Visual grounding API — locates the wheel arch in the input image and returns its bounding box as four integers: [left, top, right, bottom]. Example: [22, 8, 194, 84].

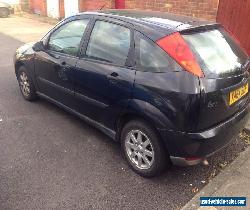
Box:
[15, 61, 25, 77]
[116, 112, 154, 139]
[116, 99, 173, 154]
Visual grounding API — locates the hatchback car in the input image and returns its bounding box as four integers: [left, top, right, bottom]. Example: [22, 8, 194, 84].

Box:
[0, 2, 14, 17]
[14, 10, 250, 177]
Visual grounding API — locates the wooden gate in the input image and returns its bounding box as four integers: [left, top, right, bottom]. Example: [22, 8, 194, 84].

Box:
[217, 0, 250, 55]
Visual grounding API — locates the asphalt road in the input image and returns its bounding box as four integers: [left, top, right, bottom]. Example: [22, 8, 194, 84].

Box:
[0, 16, 248, 210]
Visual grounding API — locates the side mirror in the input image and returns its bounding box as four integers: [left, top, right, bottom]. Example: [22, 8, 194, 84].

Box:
[32, 41, 45, 52]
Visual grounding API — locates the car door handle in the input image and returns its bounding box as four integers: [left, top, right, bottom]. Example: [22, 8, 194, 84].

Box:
[110, 72, 119, 77]
[54, 61, 70, 73]
[61, 61, 67, 66]
[48, 51, 60, 59]
[60, 61, 71, 71]
[107, 72, 119, 84]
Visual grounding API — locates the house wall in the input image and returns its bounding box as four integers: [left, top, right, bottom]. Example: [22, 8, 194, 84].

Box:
[125, 0, 219, 20]
[79, 0, 113, 11]
[27, 0, 219, 20]
[77, 0, 219, 20]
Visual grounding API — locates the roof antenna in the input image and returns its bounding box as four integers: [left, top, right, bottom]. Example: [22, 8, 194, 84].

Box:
[99, 4, 105, 10]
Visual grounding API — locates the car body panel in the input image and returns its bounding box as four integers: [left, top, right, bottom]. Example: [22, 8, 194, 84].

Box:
[160, 103, 250, 158]
[74, 58, 136, 130]
[14, 43, 37, 87]
[0, 2, 14, 14]
[0, 2, 11, 7]
[198, 71, 250, 130]
[72, 16, 136, 130]
[34, 50, 77, 108]
[133, 71, 201, 132]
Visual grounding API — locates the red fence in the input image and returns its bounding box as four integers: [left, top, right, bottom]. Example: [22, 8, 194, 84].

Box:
[217, 0, 250, 55]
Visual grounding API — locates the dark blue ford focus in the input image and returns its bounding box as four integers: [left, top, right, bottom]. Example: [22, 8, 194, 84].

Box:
[14, 10, 250, 177]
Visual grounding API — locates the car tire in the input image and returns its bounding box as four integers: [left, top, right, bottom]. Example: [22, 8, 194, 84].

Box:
[121, 119, 169, 177]
[17, 66, 37, 101]
[0, 8, 9, 18]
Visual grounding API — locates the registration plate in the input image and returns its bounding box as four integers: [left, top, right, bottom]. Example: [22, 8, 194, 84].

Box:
[229, 83, 249, 105]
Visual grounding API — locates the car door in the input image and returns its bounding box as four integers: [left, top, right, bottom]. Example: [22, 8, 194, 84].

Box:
[74, 18, 136, 130]
[34, 18, 90, 108]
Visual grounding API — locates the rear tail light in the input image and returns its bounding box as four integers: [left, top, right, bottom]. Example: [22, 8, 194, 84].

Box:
[156, 32, 204, 77]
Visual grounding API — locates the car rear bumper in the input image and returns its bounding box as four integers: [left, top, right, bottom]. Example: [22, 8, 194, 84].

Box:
[160, 103, 250, 166]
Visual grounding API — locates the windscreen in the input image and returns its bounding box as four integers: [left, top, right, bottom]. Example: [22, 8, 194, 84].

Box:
[183, 28, 248, 77]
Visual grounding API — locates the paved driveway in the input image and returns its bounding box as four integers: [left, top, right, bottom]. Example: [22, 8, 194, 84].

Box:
[0, 15, 247, 210]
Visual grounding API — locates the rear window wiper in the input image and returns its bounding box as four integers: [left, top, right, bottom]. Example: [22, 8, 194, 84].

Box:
[243, 59, 250, 69]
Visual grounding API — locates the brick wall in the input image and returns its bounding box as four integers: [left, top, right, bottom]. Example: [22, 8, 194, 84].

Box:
[27, 0, 219, 21]
[125, 0, 219, 20]
[79, 0, 113, 11]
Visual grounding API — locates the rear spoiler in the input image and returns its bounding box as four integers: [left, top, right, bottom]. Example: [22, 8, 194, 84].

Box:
[177, 23, 221, 34]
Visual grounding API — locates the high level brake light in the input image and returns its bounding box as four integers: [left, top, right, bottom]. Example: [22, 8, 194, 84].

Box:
[156, 32, 204, 77]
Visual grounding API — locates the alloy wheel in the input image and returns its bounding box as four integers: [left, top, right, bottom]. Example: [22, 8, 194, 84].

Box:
[125, 130, 155, 170]
[19, 71, 30, 97]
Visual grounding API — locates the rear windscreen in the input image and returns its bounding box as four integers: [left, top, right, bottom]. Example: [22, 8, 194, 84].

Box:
[183, 28, 248, 77]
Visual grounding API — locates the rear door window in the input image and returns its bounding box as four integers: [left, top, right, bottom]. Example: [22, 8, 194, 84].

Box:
[135, 32, 181, 73]
[183, 28, 248, 77]
[85, 20, 131, 66]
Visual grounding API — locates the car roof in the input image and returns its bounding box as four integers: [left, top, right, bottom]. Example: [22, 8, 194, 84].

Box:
[77, 9, 214, 40]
